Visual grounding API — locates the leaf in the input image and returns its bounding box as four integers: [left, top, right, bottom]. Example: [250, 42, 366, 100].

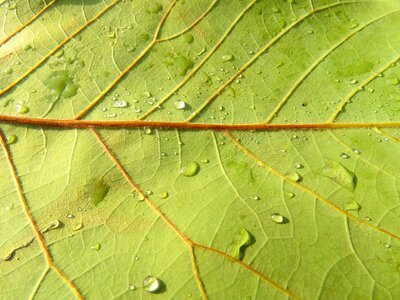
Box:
[1, 0, 400, 298]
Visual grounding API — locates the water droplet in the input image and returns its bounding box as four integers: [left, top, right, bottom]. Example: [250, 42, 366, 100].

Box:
[5, 67, 13, 75]
[250, 195, 260, 200]
[128, 284, 136, 290]
[349, 79, 358, 85]
[286, 192, 295, 198]
[73, 223, 83, 231]
[183, 34, 194, 44]
[143, 127, 152, 135]
[340, 153, 350, 159]
[16, 104, 29, 114]
[146, 2, 162, 14]
[143, 276, 161, 293]
[271, 213, 284, 224]
[158, 191, 169, 199]
[176, 55, 194, 75]
[91, 243, 101, 251]
[174, 100, 186, 110]
[6, 134, 17, 145]
[352, 148, 361, 154]
[321, 160, 356, 191]
[345, 200, 361, 211]
[294, 163, 303, 169]
[66, 213, 75, 218]
[229, 228, 254, 260]
[42, 219, 63, 233]
[180, 162, 200, 177]
[201, 159, 209, 163]
[85, 179, 110, 206]
[113, 100, 128, 108]
[222, 54, 234, 62]
[286, 172, 302, 182]
[44, 71, 78, 98]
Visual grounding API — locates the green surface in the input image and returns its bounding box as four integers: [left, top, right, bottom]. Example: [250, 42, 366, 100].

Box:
[1, 0, 400, 299]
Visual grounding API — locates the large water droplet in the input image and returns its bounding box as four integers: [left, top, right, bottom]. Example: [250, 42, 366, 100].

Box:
[222, 54, 234, 62]
[180, 162, 200, 177]
[174, 100, 186, 110]
[85, 179, 110, 206]
[286, 172, 302, 182]
[6, 134, 17, 145]
[271, 213, 285, 224]
[42, 219, 63, 233]
[321, 160, 356, 191]
[229, 228, 254, 260]
[184, 34, 194, 44]
[45, 71, 78, 98]
[176, 56, 194, 76]
[143, 276, 161, 293]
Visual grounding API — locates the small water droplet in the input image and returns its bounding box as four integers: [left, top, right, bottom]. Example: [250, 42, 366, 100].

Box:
[352, 148, 361, 154]
[143, 276, 161, 293]
[113, 100, 128, 108]
[6, 134, 17, 145]
[286, 192, 295, 198]
[85, 179, 110, 206]
[349, 79, 358, 85]
[42, 219, 63, 233]
[222, 54, 234, 62]
[294, 163, 303, 169]
[73, 222, 83, 231]
[340, 153, 350, 159]
[180, 162, 200, 177]
[128, 284, 136, 290]
[250, 195, 260, 200]
[271, 213, 284, 224]
[143, 127, 152, 135]
[201, 159, 209, 163]
[174, 100, 186, 110]
[345, 200, 361, 211]
[229, 228, 254, 260]
[91, 243, 101, 251]
[183, 34, 194, 44]
[66, 213, 75, 219]
[286, 172, 302, 182]
[158, 191, 169, 199]
[45, 71, 78, 98]
[321, 160, 356, 191]
[16, 104, 29, 114]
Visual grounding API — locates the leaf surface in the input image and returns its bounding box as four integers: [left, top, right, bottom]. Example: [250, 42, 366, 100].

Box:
[1, 0, 400, 299]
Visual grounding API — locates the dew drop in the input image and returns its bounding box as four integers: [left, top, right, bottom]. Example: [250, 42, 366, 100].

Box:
[250, 195, 260, 200]
[73, 223, 83, 231]
[16, 104, 29, 114]
[229, 228, 254, 260]
[143, 127, 152, 135]
[45, 71, 78, 98]
[352, 148, 361, 154]
[286, 172, 302, 182]
[143, 276, 161, 293]
[345, 200, 361, 211]
[158, 191, 169, 199]
[349, 79, 358, 85]
[180, 162, 200, 177]
[113, 100, 128, 108]
[6, 134, 17, 145]
[271, 213, 284, 224]
[42, 219, 63, 233]
[321, 160, 356, 191]
[66, 213, 75, 219]
[340, 153, 350, 159]
[286, 192, 295, 198]
[91, 243, 101, 251]
[128, 284, 136, 291]
[184, 34, 194, 44]
[85, 179, 110, 206]
[294, 162, 303, 169]
[174, 100, 186, 110]
[222, 54, 234, 62]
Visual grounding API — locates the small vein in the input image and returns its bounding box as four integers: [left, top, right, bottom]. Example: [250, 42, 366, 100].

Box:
[0, 0, 57, 47]
[0, 0, 121, 96]
[224, 131, 400, 242]
[264, 8, 400, 123]
[74, 0, 178, 120]
[184, 1, 362, 122]
[0, 129, 84, 299]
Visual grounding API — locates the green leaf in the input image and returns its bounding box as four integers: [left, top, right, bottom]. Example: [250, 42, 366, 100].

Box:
[1, 0, 400, 298]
